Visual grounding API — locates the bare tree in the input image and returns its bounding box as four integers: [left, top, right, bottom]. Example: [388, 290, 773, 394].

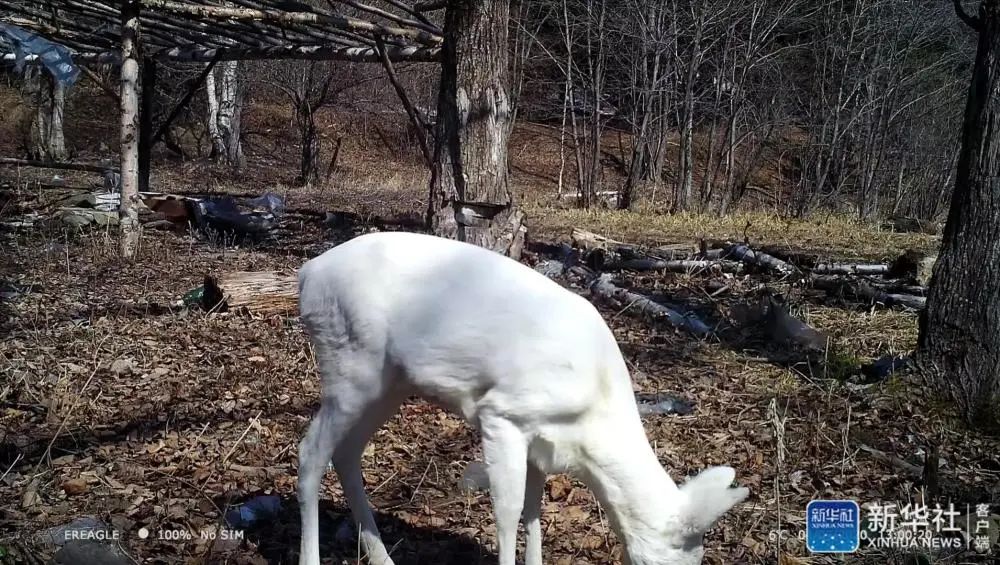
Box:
[278, 61, 338, 186]
[614, 0, 676, 208]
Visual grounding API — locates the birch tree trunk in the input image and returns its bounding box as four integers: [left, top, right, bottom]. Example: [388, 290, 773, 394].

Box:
[918, 0, 1000, 428]
[119, 0, 141, 259]
[217, 60, 244, 169]
[428, 0, 526, 259]
[205, 65, 224, 157]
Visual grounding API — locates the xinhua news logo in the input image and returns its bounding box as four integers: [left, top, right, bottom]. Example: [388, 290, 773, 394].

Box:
[806, 500, 996, 554]
[806, 500, 860, 553]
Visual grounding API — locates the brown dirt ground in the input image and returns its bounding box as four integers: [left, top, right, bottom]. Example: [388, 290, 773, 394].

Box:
[1, 84, 998, 565]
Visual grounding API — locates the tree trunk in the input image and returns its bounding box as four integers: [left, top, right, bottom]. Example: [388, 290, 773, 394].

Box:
[119, 0, 141, 259]
[918, 1, 1000, 428]
[29, 72, 68, 162]
[205, 65, 224, 158]
[217, 60, 244, 169]
[427, 0, 526, 259]
[297, 106, 321, 186]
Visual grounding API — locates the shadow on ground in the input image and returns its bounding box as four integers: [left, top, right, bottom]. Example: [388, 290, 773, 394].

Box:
[245, 495, 494, 565]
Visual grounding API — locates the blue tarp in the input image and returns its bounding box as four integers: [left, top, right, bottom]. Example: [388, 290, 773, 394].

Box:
[0, 24, 80, 86]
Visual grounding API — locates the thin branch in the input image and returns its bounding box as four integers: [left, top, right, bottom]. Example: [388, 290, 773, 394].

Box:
[78, 64, 120, 102]
[152, 57, 219, 144]
[414, 0, 445, 11]
[375, 36, 432, 167]
[952, 0, 982, 31]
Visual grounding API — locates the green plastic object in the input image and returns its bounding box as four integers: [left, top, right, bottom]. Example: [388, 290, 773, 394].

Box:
[182, 285, 205, 307]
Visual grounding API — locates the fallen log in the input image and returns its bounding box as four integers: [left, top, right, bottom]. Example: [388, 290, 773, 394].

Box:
[532, 246, 712, 337]
[610, 258, 743, 274]
[755, 245, 821, 269]
[589, 274, 712, 337]
[811, 276, 926, 310]
[720, 243, 800, 276]
[811, 263, 890, 276]
[0, 157, 119, 174]
[202, 271, 298, 316]
[571, 228, 695, 259]
[868, 281, 927, 296]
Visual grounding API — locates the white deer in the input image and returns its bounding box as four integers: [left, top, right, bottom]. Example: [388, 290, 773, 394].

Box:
[297, 231, 748, 565]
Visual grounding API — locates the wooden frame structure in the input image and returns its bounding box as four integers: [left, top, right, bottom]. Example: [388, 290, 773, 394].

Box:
[0, 0, 443, 256]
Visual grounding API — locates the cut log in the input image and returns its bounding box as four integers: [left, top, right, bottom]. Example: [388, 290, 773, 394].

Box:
[812, 276, 926, 310]
[589, 274, 712, 337]
[202, 271, 298, 316]
[720, 243, 800, 276]
[811, 263, 890, 276]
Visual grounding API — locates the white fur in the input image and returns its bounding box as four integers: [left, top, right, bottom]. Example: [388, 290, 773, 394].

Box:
[296, 231, 748, 565]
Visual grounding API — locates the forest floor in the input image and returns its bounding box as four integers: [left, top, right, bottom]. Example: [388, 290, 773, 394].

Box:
[1, 94, 999, 565]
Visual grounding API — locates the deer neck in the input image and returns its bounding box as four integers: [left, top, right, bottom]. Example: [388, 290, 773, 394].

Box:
[576, 416, 682, 560]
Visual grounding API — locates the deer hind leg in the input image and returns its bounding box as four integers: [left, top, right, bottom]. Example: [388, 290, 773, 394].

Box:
[331, 388, 405, 565]
[298, 384, 404, 565]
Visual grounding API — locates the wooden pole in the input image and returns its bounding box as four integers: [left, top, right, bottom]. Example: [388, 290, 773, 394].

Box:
[119, 0, 141, 259]
[138, 57, 156, 193]
[156, 44, 440, 63]
[141, 0, 443, 46]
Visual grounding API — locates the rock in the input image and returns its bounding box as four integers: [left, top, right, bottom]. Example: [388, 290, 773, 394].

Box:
[59, 208, 119, 228]
[41, 517, 110, 547]
[109, 358, 134, 376]
[51, 540, 130, 565]
[458, 460, 490, 493]
[917, 254, 937, 286]
[636, 395, 695, 416]
[224, 495, 282, 529]
[61, 478, 88, 496]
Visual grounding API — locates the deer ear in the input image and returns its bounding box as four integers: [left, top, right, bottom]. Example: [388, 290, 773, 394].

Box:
[679, 466, 749, 534]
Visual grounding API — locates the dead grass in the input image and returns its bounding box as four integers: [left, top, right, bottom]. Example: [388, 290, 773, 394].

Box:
[524, 206, 938, 260]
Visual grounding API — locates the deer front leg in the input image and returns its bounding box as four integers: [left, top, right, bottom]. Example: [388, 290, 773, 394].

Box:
[480, 417, 527, 565]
